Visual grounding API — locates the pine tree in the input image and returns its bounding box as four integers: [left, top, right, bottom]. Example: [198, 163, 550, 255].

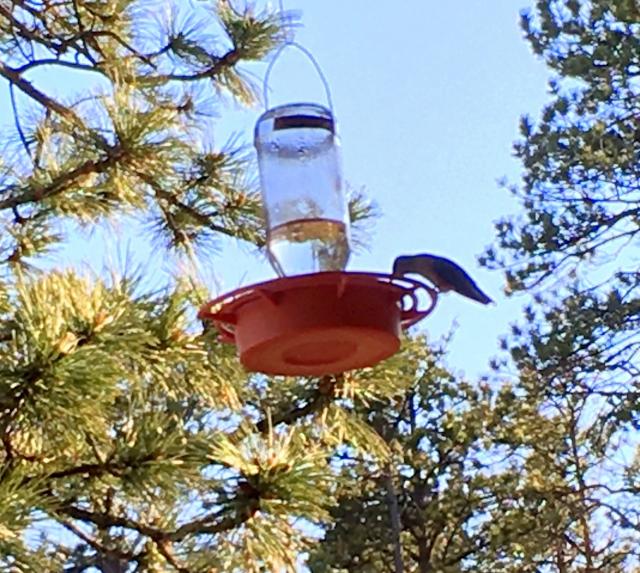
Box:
[308, 341, 563, 573]
[0, 2, 377, 571]
[308, 1, 640, 571]
[481, 0, 640, 570]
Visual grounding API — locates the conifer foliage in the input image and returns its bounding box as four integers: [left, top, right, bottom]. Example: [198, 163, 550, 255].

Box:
[481, 1, 640, 571]
[0, 2, 428, 572]
[0, 1, 337, 570]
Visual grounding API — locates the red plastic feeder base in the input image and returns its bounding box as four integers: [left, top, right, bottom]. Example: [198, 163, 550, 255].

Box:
[198, 272, 437, 376]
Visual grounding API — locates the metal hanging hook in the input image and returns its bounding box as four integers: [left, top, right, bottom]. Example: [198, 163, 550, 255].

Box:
[262, 5, 334, 111]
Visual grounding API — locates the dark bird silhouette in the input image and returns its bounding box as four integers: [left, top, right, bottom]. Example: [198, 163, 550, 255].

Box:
[392, 254, 493, 305]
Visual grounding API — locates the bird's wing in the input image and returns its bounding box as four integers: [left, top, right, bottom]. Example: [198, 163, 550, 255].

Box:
[432, 258, 493, 304]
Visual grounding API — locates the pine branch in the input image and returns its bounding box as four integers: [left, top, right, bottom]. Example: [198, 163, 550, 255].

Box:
[0, 147, 125, 210]
[60, 519, 136, 563]
[45, 454, 157, 481]
[2, 1, 150, 71]
[54, 503, 164, 540]
[13, 57, 101, 75]
[170, 511, 250, 540]
[135, 171, 246, 244]
[0, 59, 92, 130]
[6, 0, 101, 65]
[138, 48, 241, 86]
[154, 538, 191, 573]
[0, 4, 63, 57]
[55, 501, 252, 543]
[255, 375, 342, 433]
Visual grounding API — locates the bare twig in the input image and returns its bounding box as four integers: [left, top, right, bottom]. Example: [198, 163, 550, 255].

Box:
[9, 83, 33, 162]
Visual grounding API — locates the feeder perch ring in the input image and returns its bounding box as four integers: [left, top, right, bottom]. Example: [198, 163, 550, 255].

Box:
[199, 272, 437, 376]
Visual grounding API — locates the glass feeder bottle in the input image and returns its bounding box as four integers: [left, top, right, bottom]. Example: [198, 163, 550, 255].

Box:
[254, 103, 351, 276]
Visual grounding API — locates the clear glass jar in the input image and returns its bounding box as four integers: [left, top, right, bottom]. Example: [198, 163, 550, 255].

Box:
[255, 103, 351, 276]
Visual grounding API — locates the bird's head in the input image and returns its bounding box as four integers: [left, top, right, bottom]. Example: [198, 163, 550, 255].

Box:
[392, 255, 414, 277]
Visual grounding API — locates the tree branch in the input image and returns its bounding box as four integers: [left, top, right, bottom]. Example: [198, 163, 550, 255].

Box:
[0, 148, 124, 210]
[55, 501, 251, 544]
[0, 59, 86, 126]
[14, 57, 100, 75]
[60, 518, 136, 563]
[154, 538, 191, 573]
[8, 82, 32, 161]
[383, 465, 405, 573]
[134, 171, 247, 244]
[255, 375, 341, 433]
[58, 503, 166, 539]
[139, 48, 241, 86]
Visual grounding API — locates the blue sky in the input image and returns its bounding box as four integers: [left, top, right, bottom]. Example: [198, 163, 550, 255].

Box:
[2, 0, 551, 379]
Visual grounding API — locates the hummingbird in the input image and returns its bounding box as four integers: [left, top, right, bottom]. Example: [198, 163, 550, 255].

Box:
[393, 253, 493, 305]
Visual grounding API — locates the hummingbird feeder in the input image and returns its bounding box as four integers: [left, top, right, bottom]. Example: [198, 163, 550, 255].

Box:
[198, 43, 437, 376]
